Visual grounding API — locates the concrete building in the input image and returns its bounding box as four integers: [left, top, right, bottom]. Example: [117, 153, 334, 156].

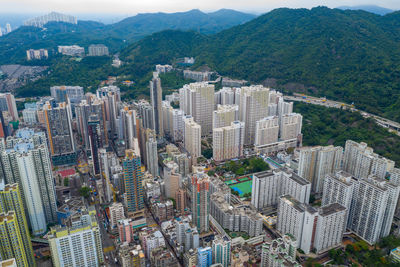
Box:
[298, 145, 343, 193]
[175, 188, 186, 214]
[24, 12, 77, 27]
[212, 236, 231, 267]
[43, 101, 76, 165]
[255, 116, 279, 147]
[109, 202, 125, 229]
[214, 87, 241, 106]
[139, 229, 165, 258]
[162, 103, 184, 142]
[343, 140, 394, 179]
[88, 44, 109, 56]
[0, 129, 57, 235]
[213, 105, 239, 128]
[239, 85, 269, 145]
[26, 49, 48, 60]
[0, 93, 18, 121]
[49, 208, 104, 267]
[251, 170, 311, 210]
[314, 203, 347, 253]
[277, 195, 317, 254]
[0, 183, 35, 267]
[279, 113, 302, 141]
[212, 121, 244, 162]
[260, 235, 299, 267]
[183, 116, 201, 158]
[0, 212, 29, 267]
[210, 192, 263, 237]
[57, 45, 85, 56]
[146, 137, 159, 177]
[183, 70, 211, 82]
[180, 82, 214, 136]
[348, 176, 399, 244]
[191, 173, 210, 233]
[123, 144, 145, 215]
[163, 161, 180, 199]
[197, 247, 212, 267]
[150, 72, 163, 136]
[50, 86, 84, 105]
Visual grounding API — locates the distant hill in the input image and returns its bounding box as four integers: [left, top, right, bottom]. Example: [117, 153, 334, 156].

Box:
[120, 7, 400, 122]
[107, 9, 256, 39]
[337, 5, 394, 15]
[0, 9, 255, 64]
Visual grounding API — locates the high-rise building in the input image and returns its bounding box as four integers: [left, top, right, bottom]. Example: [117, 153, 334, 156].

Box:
[191, 173, 210, 233]
[279, 113, 302, 141]
[0, 93, 18, 121]
[239, 85, 269, 145]
[120, 107, 137, 149]
[298, 145, 343, 193]
[137, 100, 154, 130]
[277, 195, 318, 254]
[109, 202, 125, 229]
[322, 171, 355, 225]
[0, 184, 35, 267]
[88, 117, 101, 176]
[50, 86, 84, 105]
[212, 121, 244, 162]
[43, 101, 76, 165]
[146, 137, 159, 177]
[26, 49, 49, 60]
[123, 143, 145, 215]
[197, 247, 212, 267]
[0, 129, 57, 235]
[57, 45, 85, 56]
[88, 44, 109, 56]
[163, 161, 180, 199]
[180, 82, 214, 136]
[214, 87, 241, 106]
[260, 235, 299, 267]
[213, 105, 239, 128]
[0, 212, 29, 267]
[343, 140, 394, 179]
[255, 116, 279, 147]
[175, 188, 186, 214]
[49, 207, 104, 267]
[348, 176, 399, 244]
[251, 170, 311, 210]
[314, 203, 347, 253]
[24, 12, 77, 27]
[183, 116, 201, 158]
[150, 72, 163, 136]
[97, 86, 121, 139]
[212, 236, 231, 267]
[162, 102, 184, 142]
[5, 23, 11, 34]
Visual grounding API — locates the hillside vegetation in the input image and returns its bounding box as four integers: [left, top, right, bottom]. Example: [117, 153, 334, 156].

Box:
[120, 7, 400, 122]
[294, 102, 400, 166]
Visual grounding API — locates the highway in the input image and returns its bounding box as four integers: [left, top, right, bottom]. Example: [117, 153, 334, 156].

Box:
[284, 93, 400, 135]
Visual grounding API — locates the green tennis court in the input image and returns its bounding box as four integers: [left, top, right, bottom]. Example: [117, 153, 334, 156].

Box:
[229, 180, 252, 197]
[225, 180, 237, 185]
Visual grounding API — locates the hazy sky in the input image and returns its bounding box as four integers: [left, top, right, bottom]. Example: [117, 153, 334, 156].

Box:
[2, 0, 400, 14]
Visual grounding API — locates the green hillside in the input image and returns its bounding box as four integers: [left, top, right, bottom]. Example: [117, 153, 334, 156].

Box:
[119, 7, 400, 122]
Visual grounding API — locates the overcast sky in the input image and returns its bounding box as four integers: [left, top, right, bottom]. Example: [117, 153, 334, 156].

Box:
[2, 0, 400, 14]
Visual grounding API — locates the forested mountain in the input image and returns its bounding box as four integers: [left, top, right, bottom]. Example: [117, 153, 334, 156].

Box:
[120, 7, 400, 121]
[0, 9, 255, 64]
[337, 5, 394, 15]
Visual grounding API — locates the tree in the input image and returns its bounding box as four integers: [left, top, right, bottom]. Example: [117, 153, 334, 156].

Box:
[202, 149, 213, 159]
[63, 178, 69, 187]
[79, 186, 91, 198]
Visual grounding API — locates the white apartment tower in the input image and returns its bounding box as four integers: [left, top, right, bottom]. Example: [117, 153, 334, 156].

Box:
[343, 140, 394, 179]
[146, 138, 159, 177]
[255, 116, 279, 147]
[212, 121, 244, 162]
[150, 72, 163, 137]
[239, 85, 269, 145]
[183, 116, 201, 158]
[213, 104, 239, 128]
[251, 170, 311, 210]
[279, 113, 302, 141]
[298, 145, 343, 193]
[180, 82, 214, 136]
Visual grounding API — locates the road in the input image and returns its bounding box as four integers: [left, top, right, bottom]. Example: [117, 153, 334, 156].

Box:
[284, 94, 400, 135]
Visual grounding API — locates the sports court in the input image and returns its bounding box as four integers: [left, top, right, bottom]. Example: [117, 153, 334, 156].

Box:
[225, 175, 252, 197]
